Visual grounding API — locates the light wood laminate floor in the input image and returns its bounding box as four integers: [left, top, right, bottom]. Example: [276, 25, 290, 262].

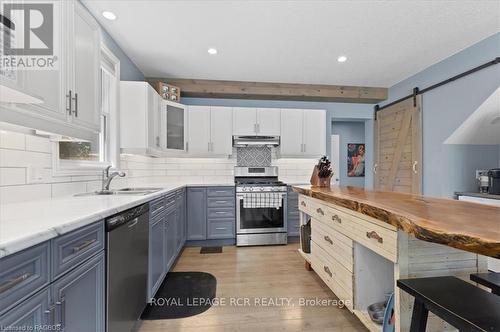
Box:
[139, 243, 367, 332]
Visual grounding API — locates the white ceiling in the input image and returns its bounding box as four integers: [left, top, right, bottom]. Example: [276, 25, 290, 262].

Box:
[83, 1, 499, 87]
[445, 87, 500, 145]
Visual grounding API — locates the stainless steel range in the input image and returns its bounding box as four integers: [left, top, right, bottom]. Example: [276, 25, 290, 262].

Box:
[234, 166, 287, 246]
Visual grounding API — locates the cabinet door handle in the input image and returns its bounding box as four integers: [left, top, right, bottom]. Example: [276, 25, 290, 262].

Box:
[44, 304, 56, 324]
[66, 90, 72, 114]
[323, 235, 333, 245]
[366, 231, 384, 244]
[72, 238, 96, 253]
[303, 143, 306, 152]
[332, 214, 342, 224]
[186, 142, 189, 151]
[300, 201, 306, 207]
[323, 266, 332, 277]
[316, 208, 324, 215]
[257, 123, 260, 133]
[56, 297, 66, 330]
[373, 163, 378, 174]
[0, 272, 32, 294]
[412, 161, 418, 174]
[208, 142, 211, 152]
[72, 93, 78, 117]
[156, 136, 160, 147]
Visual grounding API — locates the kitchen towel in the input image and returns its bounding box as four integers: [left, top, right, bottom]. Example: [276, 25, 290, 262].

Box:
[242, 192, 283, 209]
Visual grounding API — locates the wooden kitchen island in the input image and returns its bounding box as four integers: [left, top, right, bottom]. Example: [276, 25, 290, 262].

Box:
[292, 185, 500, 332]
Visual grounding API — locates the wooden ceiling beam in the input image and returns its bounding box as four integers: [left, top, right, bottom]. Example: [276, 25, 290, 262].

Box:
[147, 78, 387, 104]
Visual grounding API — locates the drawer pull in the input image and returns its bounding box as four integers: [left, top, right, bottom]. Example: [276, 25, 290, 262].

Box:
[366, 231, 384, 244]
[215, 201, 227, 204]
[332, 214, 342, 223]
[316, 208, 324, 215]
[323, 235, 333, 245]
[215, 227, 227, 230]
[72, 239, 96, 253]
[0, 272, 32, 293]
[215, 211, 227, 214]
[323, 266, 333, 277]
[300, 201, 306, 207]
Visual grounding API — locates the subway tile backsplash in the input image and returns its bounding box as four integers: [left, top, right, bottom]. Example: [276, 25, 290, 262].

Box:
[0, 130, 315, 203]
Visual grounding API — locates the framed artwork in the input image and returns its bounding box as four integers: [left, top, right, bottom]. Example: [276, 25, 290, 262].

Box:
[347, 143, 365, 177]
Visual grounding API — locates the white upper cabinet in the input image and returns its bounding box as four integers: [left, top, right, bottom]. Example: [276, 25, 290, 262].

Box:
[233, 107, 280, 136]
[187, 106, 211, 155]
[280, 109, 304, 156]
[188, 106, 233, 156]
[233, 107, 256, 135]
[280, 109, 326, 157]
[0, 0, 101, 140]
[210, 106, 233, 155]
[68, 1, 101, 131]
[256, 108, 281, 136]
[164, 101, 187, 151]
[120, 81, 160, 156]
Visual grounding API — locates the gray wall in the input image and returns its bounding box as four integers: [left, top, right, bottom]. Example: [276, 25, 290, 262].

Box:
[332, 121, 365, 188]
[382, 32, 500, 197]
[80, 1, 144, 81]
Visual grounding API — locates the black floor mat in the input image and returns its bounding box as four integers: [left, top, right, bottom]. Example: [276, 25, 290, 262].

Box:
[141, 272, 217, 320]
[200, 246, 222, 254]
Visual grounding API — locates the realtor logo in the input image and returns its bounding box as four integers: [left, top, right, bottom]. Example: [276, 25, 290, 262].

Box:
[3, 3, 54, 55]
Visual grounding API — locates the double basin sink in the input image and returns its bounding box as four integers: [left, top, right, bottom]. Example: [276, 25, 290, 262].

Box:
[75, 187, 163, 197]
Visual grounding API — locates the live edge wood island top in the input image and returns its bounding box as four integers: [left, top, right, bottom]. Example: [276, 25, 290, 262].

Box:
[292, 185, 500, 258]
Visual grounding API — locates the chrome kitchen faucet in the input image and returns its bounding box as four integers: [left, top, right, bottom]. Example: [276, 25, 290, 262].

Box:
[102, 165, 126, 192]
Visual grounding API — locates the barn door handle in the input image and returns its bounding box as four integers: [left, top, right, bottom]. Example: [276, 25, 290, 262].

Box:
[323, 235, 333, 245]
[323, 266, 333, 277]
[316, 208, 324, 216]
[332, 214, 342, 224]
[412, 161, 418, 174]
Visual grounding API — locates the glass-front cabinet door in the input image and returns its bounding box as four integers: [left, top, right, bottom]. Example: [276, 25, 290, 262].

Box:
[166, 102, 186, 150]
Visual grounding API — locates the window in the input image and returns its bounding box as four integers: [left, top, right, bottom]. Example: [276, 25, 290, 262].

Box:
[52, 43, 120, 175]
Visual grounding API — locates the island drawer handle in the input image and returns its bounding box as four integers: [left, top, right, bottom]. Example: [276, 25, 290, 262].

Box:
[316, 208, 324, 215]
[215, 201, 227, 204]
[331, 215, 342, 223]
[324, 235, 333, 245]
[300, 201, 306, 207]
[215, 227, 227, 230]
[215, 211, 227, 214]
[0, 272, 32, 294]
[323, 266, 333, 277]
[366, 231, 383, 244]
[73, 239, 97, 253]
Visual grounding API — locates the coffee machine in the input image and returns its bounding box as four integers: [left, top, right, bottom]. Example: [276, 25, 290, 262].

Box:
[476, 170, 489, 193]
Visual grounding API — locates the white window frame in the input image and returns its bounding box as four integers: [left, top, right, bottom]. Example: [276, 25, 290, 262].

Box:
[52, 42, 120, 176]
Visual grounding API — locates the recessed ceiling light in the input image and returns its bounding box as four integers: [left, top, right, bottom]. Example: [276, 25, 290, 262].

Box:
[337, 55, 347, 63]
[102, 11, 117, 20]
[207, 48, 218, 55]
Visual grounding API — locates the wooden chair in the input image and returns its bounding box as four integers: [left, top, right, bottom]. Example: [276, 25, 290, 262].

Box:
[397, 276, 500, 332]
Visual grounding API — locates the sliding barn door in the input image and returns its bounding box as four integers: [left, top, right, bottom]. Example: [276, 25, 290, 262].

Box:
[374, 96, 422, 194]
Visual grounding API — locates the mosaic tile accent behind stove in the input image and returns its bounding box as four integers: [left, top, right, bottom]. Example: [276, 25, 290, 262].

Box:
[236, 147, 272, 167]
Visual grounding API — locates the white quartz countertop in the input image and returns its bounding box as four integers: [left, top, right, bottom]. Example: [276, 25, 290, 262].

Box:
[0, 182, 234, 258]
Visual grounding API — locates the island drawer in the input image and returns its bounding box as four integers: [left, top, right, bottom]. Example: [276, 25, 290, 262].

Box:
[207, 197, 235, 208]
[207, 207, 235, 219]
[207, 219, 235, 239]
[302, 198, 397, 262]
[0, 242, 50, 315]
[207, 187, 235, 197]
[51, 222, 104, 279]
[311, 242, 353, 310]
[311, 218, 353, 272]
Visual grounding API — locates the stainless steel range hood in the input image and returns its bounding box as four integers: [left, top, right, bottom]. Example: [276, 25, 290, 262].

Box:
[233, 135, 280, 147]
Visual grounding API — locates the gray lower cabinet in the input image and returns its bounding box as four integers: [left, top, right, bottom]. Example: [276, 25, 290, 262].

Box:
[0, 238, 105, 332]
[51, 252, 105, 332]
[187, 186, 236, 241]
[165, 208, 177, 271]
[148, 216, 166, 300]
[187, 187, 207, 240]
[0, 288, 50, 329]
[287, 186, 300, 236]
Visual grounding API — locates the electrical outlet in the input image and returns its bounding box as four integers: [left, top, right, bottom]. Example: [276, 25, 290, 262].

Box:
[26, 165, 44, 184]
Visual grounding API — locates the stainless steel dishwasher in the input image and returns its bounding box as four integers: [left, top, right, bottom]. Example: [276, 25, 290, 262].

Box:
[106, 204, 149, 332]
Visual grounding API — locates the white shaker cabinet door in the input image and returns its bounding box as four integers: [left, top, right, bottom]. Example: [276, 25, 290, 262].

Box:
[303, 109, 326, 157]
[256, 108, 281, 136]
[210, 106, 233, 156]
[233, 107, 256, 135]
[69, 1, 100, 131]
[280, 108, 304, 156]
[187, 106, 211, 155]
